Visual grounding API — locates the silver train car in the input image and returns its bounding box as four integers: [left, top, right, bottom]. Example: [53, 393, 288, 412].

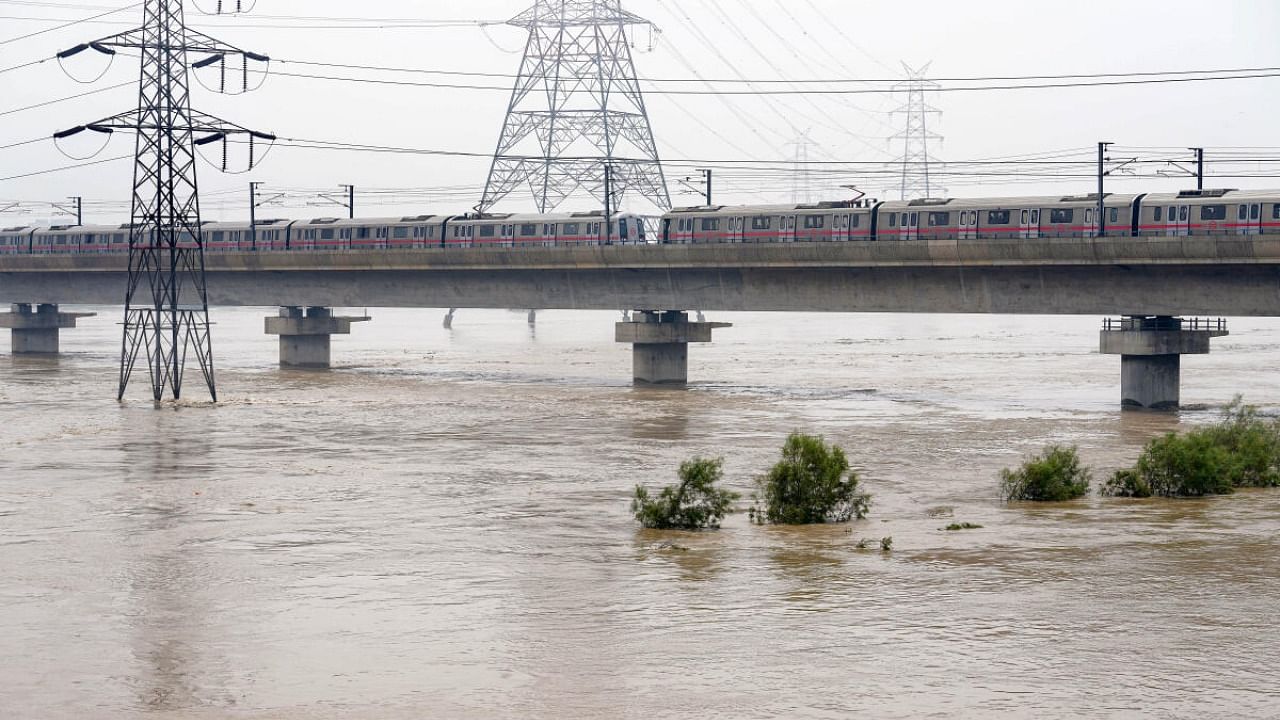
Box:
[2, 189, 1275, 256]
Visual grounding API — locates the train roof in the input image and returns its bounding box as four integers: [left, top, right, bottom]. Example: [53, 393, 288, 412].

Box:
[879, 194, 1143, 210]
[667, 201, 869, 215]
[1143, 189, 1277, 202]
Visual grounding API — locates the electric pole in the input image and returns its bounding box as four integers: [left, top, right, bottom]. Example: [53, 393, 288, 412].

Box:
[56, 0, 274, 402]
[1098, 141, 1114, 238]
[604, 163, 613, 244]
[1190, 147, 1204, 190]
[249, 181, 262, 250]
[316, 185, 355, 219]
[51, 196, 82, 225]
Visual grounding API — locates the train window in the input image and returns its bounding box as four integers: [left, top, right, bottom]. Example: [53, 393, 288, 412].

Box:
[1274, 205, 1280, 220]
[1238, 205, 1247, 220]
[1251, 204, 1260, 220]
[1179, 207, 1188, 222]
[320, 229, 335, 240]
[479, 225, 496, 238]
[909, 212, 918, 226]
[1020, 210, 1028, 224]
[751, 216, 772, 230]
[392, 227, 409, 239]
[1031, 210, 1040, 223]
[887, 213, 897, 227]
[852, 215, 861, 228]
[1202, 205, 1226, 221]
[1085, 209, 1093, 224]
[1110, 208, 1119, 223]
[211, 231, 224, 242]
[357, 228, 370, 239]
[989, 210, 1011, 225]
[926, 212, 949, 227]
[701, 218, 721, 231]
[803, 216, 825, 229]
[1154, 207, 1162, 222]
[1050, 209, 1074, 224]
[520, 223, 538, 236]
[563, 222, 579, 236]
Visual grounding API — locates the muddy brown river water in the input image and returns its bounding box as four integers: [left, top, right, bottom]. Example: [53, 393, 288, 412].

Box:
[2, 309, 1278, 719]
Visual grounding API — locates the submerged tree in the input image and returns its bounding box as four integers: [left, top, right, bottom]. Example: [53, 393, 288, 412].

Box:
[750, 433, 871, 524]
[1000, 445, 1092, 502]
[632, 457, 740, 530]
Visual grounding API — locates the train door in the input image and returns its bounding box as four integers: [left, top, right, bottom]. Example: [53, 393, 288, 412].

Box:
[1237, 203, 1262, 235]
[958, 210, 975, 240]
[903, 211, 920, 241]
[1167, 204, 1190, 236]
[781, 215, 796, 242]
[1019, 208, 1040, 239]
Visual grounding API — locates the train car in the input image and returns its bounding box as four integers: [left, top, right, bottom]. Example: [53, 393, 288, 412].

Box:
[1136, 189, 1280, 237]
[283, 215, 445, 251]
[202, 220, 253, 252]
[30, 225, 124, 254]
[0, 226, 35, 255]
[446, 211, 646, 248]
[876, 194, 1140, 241]
[662, 202, 873, 244]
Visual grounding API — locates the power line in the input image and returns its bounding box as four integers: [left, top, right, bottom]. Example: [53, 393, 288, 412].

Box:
[258, 66, 1280, 96]
[0, 2, 140, 46]
[0, 81, 131, 118]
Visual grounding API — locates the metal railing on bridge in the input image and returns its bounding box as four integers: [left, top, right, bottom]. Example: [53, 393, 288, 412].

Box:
[1102, 317, 1228, 333]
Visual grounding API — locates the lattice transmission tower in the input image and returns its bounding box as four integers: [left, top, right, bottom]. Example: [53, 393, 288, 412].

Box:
[479, 0, 671, 213]
[890, 62, 943, 200]
[56, 0, 273, 402]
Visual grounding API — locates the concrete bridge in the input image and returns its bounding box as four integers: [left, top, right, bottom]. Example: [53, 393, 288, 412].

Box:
[2, 235, 1279, 408]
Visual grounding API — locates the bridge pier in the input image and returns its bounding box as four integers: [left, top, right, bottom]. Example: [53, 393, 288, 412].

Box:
[265, 306, 370, 369]
[1100, 316, 1228, 410]
[616, 310, 731, 385]
[0, 304, 95, 354]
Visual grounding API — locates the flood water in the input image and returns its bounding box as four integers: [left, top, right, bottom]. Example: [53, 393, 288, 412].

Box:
[2, 308, 1279, 719]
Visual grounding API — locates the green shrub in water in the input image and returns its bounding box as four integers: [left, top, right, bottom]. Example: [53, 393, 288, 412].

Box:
[1000, 445, 1091, 502]
[1103, 398, 1280, 498]
[749, 433, 871, 524]
[632, 457, 740, 530]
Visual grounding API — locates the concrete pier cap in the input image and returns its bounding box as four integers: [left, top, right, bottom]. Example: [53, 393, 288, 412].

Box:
[0, 303, 96, 354]
[265, 306, 370, 368]
[1100, 316, 1228, 411]
[616, 310, 732, 385]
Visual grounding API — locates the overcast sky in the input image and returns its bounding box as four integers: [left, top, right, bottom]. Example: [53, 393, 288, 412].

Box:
[2, 0, 1279, 225]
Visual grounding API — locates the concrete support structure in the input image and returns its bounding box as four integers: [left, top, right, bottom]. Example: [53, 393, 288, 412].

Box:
[264, 306, 370, 369]
[615, 311, 731, 385]
[0, 304, 95, 354]
[1100, 316, 1228, 410]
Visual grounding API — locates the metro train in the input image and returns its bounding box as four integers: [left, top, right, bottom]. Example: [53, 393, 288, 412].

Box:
[2, 189, 1277, 255]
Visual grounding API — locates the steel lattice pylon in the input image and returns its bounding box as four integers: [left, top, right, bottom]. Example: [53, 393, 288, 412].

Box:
[479, 0, 671, 213]
[890, 62, 944, 200]
[58, 0, 272, 401]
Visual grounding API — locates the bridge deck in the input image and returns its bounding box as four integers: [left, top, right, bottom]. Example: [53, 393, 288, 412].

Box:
[2, 236, 1279, 316]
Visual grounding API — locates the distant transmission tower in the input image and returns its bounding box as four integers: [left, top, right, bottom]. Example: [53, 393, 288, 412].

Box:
[479, 0, 671, 213]
[890, 62, 943, 200]
[788, 131, 817, 204]
[56, 0, 273, 402]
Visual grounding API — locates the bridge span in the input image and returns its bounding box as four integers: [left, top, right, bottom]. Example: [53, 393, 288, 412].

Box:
[2, 235, 1278, 408]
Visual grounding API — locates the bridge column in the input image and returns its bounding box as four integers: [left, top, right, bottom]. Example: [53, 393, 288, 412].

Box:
[265, 306, 370, 369]
[615, 310, 731, 385]
[1100, 316, 1228, 410]
[0, 303, 95, 354]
